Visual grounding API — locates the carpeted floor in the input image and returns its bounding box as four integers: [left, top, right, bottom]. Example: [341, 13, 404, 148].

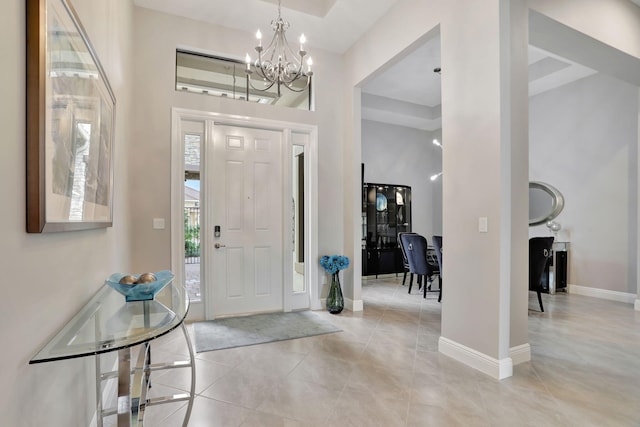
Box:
[193, 311, 342, 353]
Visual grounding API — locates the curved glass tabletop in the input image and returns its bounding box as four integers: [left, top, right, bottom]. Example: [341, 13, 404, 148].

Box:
[30, 279, 189, 364]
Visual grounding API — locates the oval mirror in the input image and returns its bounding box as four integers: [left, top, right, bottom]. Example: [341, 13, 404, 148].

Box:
[376, 193, 388, 211]
[529, 181, 564, 226]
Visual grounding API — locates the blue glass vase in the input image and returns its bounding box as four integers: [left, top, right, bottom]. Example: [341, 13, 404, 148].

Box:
[326, 272, 344, 314]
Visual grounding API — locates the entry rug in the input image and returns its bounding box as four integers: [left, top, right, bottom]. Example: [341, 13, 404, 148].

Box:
[193, 311, 342, 353]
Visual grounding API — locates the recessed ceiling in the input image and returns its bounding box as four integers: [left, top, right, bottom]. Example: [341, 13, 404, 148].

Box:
[361, 37, 442, 108]
[527, 45, 596, 96]
[133, 0, 399, 53]
[257, 0, 337, 17]
[360, 39, 598, 132]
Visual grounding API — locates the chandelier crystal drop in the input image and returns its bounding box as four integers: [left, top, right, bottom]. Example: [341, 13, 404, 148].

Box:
[245, 0, 313, 97]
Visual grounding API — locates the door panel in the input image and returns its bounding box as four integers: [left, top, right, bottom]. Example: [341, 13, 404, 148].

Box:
[226, 161, 243, 231]
[254, 246, 271, 296]
[226, 247, 244, 298]
[210, 125, 283, 317]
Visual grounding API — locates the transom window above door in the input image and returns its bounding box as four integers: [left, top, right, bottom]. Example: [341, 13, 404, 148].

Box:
[175, 49, 312, 110]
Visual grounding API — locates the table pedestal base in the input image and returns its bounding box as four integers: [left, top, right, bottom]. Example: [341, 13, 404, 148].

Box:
[96, 323, 195, 427]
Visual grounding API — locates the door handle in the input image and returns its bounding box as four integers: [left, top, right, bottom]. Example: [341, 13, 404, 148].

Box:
[215, 243, 226, 249]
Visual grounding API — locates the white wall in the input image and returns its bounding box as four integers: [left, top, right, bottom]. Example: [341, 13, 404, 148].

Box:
[529, 72, 639, 294]
[131, 7, 345, 300]
[0, 0, 134, 425]
[344, 0, 640, 375]
[361, 120, 441, 239]
[345, 0, 529, 368]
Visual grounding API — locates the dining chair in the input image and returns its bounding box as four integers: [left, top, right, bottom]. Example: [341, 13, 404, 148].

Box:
[401, 233, 439, 299]
[398, 232, 417, 287]
[431, 236, 443, 302]
[529, 237, 554, 312]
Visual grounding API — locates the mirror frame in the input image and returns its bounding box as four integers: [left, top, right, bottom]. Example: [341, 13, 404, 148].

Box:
[529, 181, 564, 226]
[26, 0, 116, 232]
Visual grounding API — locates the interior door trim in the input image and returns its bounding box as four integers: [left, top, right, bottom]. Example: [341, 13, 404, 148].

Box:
[170, 108, 320, 320]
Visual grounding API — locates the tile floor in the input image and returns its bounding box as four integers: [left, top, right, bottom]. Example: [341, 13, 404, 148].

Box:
[129, 277, 640, 426]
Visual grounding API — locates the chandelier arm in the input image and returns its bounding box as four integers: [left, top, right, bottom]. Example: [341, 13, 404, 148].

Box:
[261, 27, 281, 62]
[247, 73, 277, 92]
[253, 47, 269, 80]
[254, 58, 274, 81]
[282, 75, 311, 93]
[255, 54, 302, 86]
[281, 61, 304, 84]
[279, 32, 306, 82]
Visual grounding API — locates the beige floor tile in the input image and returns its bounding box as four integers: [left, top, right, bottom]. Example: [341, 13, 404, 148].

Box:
[327, 388, 409, 427]
[309, 332, 368, 361]
[345, 361, 414, 401]
[240, 410, 307, 427]
[193, 342, 262, 367]
[200, 369, 276, 409]
[406, 402, 489, 427]
[256, 378, 341, 423]
[360, 339, 417, 372]
[153, 356, 232, 394]
[142, 382, 189, 426]
[230, 347, 306, 380]
[287, 353, 356, 388]
[161, 395, 251, 427]
[172, 277, 640, 426]
[257, 334, 328, 354]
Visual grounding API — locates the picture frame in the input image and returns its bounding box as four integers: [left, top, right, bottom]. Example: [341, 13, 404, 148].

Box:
[27, 0, 116, 233]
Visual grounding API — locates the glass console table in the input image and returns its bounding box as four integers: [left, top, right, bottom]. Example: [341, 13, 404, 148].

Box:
[30, 279, 195, 427]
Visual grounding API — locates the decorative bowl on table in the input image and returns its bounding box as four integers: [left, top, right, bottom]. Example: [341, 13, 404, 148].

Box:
[106, 270, 174, 301]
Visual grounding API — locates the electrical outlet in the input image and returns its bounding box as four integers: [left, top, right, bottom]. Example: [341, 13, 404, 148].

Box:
[152, 218, 165, 229]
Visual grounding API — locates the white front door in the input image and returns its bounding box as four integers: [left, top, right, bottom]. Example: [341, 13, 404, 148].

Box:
[209, 124, 284, 317]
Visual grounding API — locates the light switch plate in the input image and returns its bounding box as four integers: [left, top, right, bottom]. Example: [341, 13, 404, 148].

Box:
[479, 217, 488, 233]
[153, 218, 165, 229]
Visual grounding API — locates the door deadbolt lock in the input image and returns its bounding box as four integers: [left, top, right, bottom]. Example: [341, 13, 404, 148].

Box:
[214, 243, 226, 249]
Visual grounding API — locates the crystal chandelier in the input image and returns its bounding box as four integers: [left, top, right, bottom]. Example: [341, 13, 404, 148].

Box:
[245, 0, 313, 98]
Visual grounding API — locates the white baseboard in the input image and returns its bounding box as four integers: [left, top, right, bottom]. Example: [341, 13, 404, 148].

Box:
[509, 343, 531, 365]
[568, 284, 636, 304]
[311, 298, 323, 310]
[347, 298, 364, 311]
[439, 337, 513, 380]
[635, 299, 640, 311]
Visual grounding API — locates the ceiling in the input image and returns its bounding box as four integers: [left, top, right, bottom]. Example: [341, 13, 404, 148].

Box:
[133, 0, 399, 54]
[359, 36, 598, 131]
[135, 0, 638, 131]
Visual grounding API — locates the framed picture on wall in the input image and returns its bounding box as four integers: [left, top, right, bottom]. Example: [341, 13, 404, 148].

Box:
[26, 0, 116, 233]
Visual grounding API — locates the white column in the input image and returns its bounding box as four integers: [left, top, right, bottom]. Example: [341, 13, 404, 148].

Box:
[636, 87, 640, 312]
[504, 0, 532, 364]
[344, 86, 364, 311]
[438, 0, 529, 379]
